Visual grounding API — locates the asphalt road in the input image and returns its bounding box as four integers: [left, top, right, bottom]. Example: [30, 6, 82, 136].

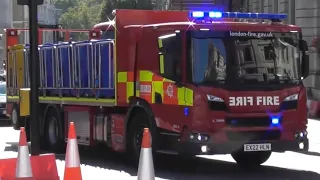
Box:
[1, 119, 320, 180]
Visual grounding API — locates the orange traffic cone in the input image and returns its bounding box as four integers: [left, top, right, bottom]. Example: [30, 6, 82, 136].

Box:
[137, 128, 155, 180]
[15, 127, 33, 179]
[64, 122, 82, 180]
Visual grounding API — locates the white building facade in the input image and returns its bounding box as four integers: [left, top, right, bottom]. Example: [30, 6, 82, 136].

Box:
[248, 0, 320, 100]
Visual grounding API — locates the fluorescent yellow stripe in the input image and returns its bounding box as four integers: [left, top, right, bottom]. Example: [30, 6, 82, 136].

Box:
[139, 71, 152, 82]
[10, 45, 26, 89]
[7, 96, 19, 100]
[7, 96, 115, 103]
[126, 82, 134, 103]
[153, 82, 163, 103]
[10, 44, 24, 50]
[185, 88, 193, 106]
[158, 39, 163, 48]
[159, 55, 164, 74]
[163, 78, 174, 83]
[177, 87, 185, 105]
[158, 39, 164, 75]
[117, 72, 127, 82]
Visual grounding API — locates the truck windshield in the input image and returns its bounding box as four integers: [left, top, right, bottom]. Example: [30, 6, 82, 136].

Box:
[188, 31, 301, 87]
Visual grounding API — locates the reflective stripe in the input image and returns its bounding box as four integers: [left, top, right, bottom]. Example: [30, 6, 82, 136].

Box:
[178, 87, 185, 105]
[137, 70, 194, 106]
[185, 88, 194, 106]
[140, 71, 153, 82]
[158, 39, 163, 48]
[117, 72, 127, 82]
[65, 139, 80, 168]
[119, 70, 194, 106]
[159, 55, 164, 74]
[117, 72, 134, 103]
[137, 148, 155, 180]
[127, 82, 134, 102]
[152, 81, 163, 103]
[158, 39, 164, 74]
[16, 146, 33, 178]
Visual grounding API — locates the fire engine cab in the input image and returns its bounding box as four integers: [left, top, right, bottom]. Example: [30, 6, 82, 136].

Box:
[5, 10, 310, 167]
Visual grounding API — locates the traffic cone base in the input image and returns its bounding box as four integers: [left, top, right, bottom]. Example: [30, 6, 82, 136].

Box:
[16, 146, 33, 178]
[15, 177, 33, 180]
[64, 167, 82, 180]
[137, 128, 155, 180]
[16, 127, 33, 179]
[137, 148, 155, 180]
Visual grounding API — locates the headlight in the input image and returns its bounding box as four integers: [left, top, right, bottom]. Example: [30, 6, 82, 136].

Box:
[207, 94, 224, 102]
[283, 94, 298, 101]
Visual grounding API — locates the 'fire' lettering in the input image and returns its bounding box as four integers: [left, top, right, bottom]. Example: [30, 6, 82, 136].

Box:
[229, 96, 280, 106]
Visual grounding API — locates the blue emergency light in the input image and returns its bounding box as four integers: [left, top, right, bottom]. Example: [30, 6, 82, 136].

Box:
[271, 117, 280, 125]
[189, 11, 287, 20]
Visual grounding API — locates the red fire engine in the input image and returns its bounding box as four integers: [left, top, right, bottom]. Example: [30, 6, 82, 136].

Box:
[5, 10, 310, 167]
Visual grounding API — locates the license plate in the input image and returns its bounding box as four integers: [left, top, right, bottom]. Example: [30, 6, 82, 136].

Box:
[3, 110, 6, 114]
[244, 143, 271, 152]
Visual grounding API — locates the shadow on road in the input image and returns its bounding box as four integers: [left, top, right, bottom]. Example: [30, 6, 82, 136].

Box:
[298, 150, 320, 157]
[0, 120, 11, 127]
[4, 142, 320, 180]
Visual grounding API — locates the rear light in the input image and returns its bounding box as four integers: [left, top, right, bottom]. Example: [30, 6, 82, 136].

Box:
[7, 30, 18, 36]
[90, 30, 100, 39]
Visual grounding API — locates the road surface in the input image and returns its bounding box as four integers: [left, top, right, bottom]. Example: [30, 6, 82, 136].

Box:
[1, 120, 320, 180]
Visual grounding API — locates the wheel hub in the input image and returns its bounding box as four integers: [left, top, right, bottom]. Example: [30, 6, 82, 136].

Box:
[133, 125, 148, 152]
[12, 109, 17, 124]
[134, 129, 143, 150]
[48, 118, 58, 145]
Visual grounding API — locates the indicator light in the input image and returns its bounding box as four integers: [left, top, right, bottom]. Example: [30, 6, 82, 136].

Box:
[191, 11, 204, 18]
[184, 107, 189, 116]
[271, 117, 280, 125]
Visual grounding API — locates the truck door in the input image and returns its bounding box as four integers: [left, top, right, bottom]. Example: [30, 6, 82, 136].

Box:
[157, 31, 193, 107]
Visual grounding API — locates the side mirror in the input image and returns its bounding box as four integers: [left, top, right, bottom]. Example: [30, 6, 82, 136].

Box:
[299, 40, 309, 52]
[302, 54, 309, 78]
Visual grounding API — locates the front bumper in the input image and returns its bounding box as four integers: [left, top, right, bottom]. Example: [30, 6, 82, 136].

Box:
[178, 139, 308, 155]
[158, 129, 309, 155]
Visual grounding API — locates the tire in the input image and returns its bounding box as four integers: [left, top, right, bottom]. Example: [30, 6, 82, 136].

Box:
[45, 108, 65, 153]
[303, 138, 309, 151]
[231, 151, 271, 168]
[126, 111, 154, 166]
[11, 105, 21, 130]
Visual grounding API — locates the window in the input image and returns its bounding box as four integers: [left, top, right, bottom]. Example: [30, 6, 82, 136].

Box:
[0, 83, 6, 95]
[188, 31, 300, 86]
[158, 32, 181, 80]
[191, 37, 227, 83]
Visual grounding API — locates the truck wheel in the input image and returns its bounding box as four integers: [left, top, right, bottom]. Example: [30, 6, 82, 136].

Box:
[126, 112, 153, 165]
[45, 109, 64, 152]
[303, 138, 309, 151]
[11, 105, 21, 130]
[231, 151, 271, 167]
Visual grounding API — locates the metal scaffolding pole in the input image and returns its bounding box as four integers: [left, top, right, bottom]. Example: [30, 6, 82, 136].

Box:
[18, 0, 44, 155]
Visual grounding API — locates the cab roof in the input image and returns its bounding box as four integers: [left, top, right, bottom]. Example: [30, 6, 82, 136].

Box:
[93, 10, 300, 32]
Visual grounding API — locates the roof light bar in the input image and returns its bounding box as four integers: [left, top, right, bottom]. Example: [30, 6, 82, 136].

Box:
[189, 11, 287, 20]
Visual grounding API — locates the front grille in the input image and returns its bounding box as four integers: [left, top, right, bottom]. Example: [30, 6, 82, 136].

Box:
[226, 130, 281, 141]
[225, 116, 282, 127]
